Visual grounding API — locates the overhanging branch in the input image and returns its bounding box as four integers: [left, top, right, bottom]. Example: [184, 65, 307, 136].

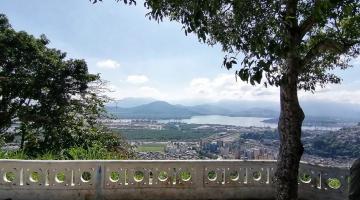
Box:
[299, 0, 343, 38]
[302, 38, 358, 66]
[299, 0, 321, 38]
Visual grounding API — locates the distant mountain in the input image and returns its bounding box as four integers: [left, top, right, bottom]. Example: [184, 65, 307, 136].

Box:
[212, 100, 279, 112]
[239, 107, 279, 118]
[263, 115, 357, 127]
[107, 101, 197, 119]
[106, 100, 278, 119]
[105, 98, 360, 121]
[187, 104, 233, 115]
[106, 97, 156, 108]
[300, 101, 360, 121]
[208, 100, 360, 121]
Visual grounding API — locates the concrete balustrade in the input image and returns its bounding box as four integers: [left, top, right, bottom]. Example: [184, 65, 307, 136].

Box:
[0, 160, 349, 200]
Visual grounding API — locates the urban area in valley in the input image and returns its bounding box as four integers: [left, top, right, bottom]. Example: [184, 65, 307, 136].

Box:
[102, 114, 360, 168]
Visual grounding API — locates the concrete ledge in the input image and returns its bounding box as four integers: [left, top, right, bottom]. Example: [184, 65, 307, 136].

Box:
[0, 160, 349, 200]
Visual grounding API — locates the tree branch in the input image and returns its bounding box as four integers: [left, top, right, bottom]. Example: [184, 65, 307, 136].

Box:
[299, 0, 321, 38]
[285, 0, 300, 31]
[0, 76, 8, 81]
[299, 0, 343, 38]
[302, 38, 358, 66]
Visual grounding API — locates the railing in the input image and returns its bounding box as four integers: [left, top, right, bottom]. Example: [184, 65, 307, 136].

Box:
[0, 160, 349, 200]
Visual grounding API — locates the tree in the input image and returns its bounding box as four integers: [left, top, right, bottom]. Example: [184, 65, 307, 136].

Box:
[0, 14, 130, 157]
[92, 0, 360, 199]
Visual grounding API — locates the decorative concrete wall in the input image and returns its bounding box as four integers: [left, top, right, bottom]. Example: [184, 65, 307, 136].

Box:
[0, 160, 349, 200]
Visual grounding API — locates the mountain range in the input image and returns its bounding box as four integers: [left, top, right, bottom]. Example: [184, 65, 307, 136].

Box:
[106, 98, 360, 122]
[106, 100, 278, 119]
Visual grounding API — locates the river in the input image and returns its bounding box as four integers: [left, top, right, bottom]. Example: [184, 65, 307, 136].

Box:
[158, 115, 342, 130]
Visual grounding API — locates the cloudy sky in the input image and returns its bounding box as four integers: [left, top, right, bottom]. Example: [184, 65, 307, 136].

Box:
[1, 0, 359, 105]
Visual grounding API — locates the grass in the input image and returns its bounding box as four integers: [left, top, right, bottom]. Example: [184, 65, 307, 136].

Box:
[327, 178, 341, 189]
[158, 171, 168, 181]
[207, 171, 216, 181]
[0, 144, 131, 160]
[179, 171, 191, 181]
[110, 172, 120, 182]
[299, 173, 311, 183]
[136, 143, 166, 153]
[134, 171, 144, 182]
[56, 172, 65, 183]
[4, 172, 16, 182]
[116, 125, 216, 141]
[30, 172, 40, 182]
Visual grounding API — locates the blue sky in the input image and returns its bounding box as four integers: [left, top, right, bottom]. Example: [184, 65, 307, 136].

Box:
[1, 0, 359, 105]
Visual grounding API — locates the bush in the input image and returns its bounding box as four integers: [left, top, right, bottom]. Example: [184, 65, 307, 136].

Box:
[0, 150, 28, 159]
[65, 144, 130, 160]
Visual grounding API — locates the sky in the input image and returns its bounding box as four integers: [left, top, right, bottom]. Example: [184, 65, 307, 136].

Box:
[1, 0, 360, 105]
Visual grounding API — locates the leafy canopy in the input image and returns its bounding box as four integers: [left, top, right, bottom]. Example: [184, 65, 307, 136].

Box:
[0, 14, 130, 157]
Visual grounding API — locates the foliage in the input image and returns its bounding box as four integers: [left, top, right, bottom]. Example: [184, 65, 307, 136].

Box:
[158, 171, 168, 181]
[306, 132, 360, 158]
[0, 149, 28, 159]
[327, 178, 341, 189]
[0, 14, 132, 159]
[0, 136, 4, 148]
[110, 171, 120, 182]
[299, 173, 311, 183]
[4, 171, 16, 182]
[179, 171, 191, 181]
[207, 171, 216, 180]
[91, 0, 136, 5]
[115, 123, 216, 141]
[134, 171, 144, 181]
[65, 144, 127, 160]
[0, 144, 133, 160]
[240, 130, 279, 141]
[240, 127, 360, 159]
[136, 143, 165, 152]
[118, 128, 214, 141]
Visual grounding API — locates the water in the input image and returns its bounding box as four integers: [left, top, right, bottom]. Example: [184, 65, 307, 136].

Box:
[160, 115, 273, 127]
[158, 115, 342, 130]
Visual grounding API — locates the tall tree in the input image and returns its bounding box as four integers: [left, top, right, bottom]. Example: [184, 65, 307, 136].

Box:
[0, 14, 127, 156]
[92, 0, 360, 199]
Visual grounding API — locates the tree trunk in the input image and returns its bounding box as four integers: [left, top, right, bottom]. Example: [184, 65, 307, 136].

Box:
[275, 72, 305, 200]
[20, 125, 26, 150]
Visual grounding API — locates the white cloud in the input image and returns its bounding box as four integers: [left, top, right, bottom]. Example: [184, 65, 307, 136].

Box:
[103, 73, 360, 105]
[184, 74, 360, 105]
[139, 86, 166, 98]
[300, 87, 360, 105]
[185, 74, 279, 102]
[104, 84, 167, 101]
[96, 59, 120, 69]
[126, 75, 149, 84]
